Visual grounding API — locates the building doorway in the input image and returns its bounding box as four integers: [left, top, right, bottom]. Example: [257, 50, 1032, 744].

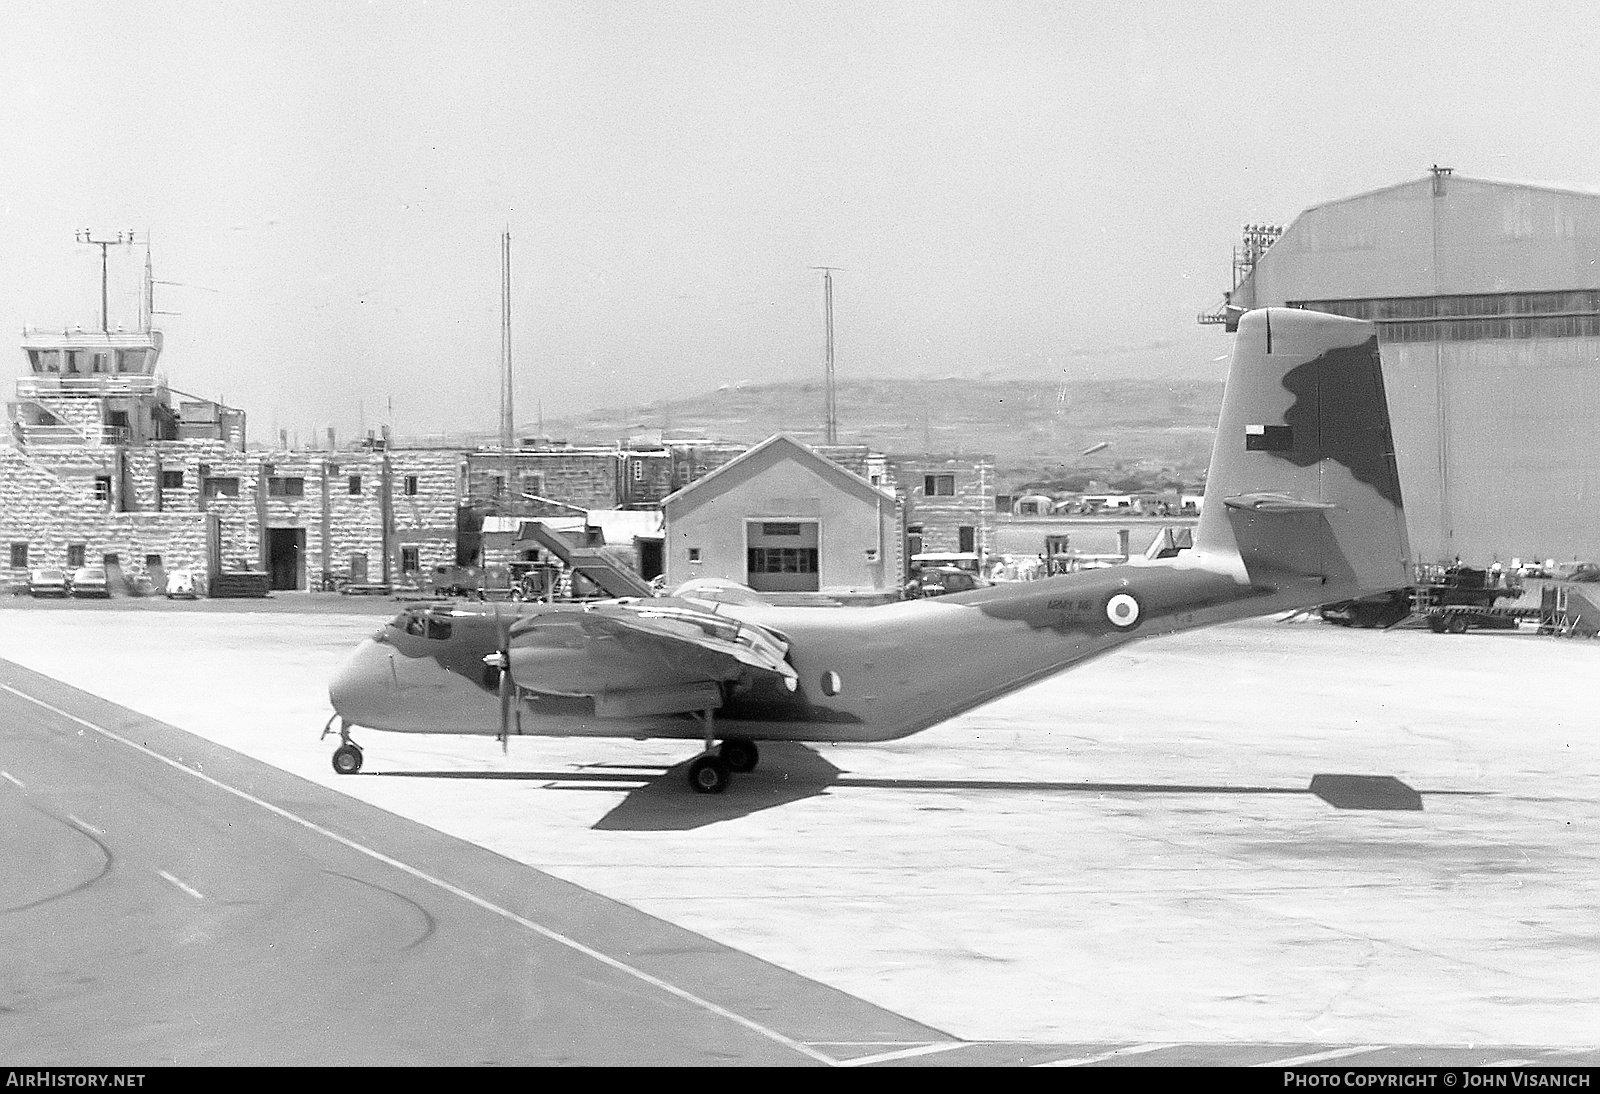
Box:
[635, 537, 664, 581]
[267, 527, 305, 591]
[745, 520, 819, 593]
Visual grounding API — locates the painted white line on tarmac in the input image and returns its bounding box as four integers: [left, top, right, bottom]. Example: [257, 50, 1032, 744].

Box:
[0, 683, 839, 1068]
[1034, 1042, 1178, 1067]
[1253, 1045, 1386, 1067]
[1, 770, 24, 788]
[840, 1042, 966, 1066]
[158, 870, 206, 900]
[67, 814, 104, 836]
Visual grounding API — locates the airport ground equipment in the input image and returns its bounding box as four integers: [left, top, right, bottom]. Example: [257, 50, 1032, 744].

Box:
[517, 520, 655, 599]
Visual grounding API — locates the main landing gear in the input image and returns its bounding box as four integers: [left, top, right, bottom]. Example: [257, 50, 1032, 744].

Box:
[321, 715, 364, 775]
[686, 709, 760, 794]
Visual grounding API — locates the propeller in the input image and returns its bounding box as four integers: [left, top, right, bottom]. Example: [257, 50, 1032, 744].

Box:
[487, 604, 513, 754]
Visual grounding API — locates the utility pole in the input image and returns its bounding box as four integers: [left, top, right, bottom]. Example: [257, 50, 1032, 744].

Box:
[76, 228, 135, 333]
[812, 267, 843, 445]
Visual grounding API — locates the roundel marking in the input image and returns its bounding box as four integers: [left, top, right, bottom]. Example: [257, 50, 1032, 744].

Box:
[1105, 592, 1142, 630]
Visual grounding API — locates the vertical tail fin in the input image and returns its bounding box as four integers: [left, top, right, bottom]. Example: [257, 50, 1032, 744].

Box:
[1194, 307, 1410, 599]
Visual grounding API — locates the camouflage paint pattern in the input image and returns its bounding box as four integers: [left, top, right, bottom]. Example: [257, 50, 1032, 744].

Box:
[330, 308, 1410, 747]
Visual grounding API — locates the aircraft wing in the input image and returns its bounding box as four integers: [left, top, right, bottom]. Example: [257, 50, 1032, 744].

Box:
[505, 601, 796, 716]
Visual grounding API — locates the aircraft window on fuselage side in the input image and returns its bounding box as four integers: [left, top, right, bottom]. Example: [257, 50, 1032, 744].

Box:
[404, 612, 427, 638]
[426, 617, 453, 640]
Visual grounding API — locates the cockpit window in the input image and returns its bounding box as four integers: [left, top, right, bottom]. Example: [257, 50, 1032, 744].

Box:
[393, 609, 454, 640]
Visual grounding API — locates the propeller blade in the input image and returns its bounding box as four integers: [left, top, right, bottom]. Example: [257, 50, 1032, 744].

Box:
[496, 604, 512, 754]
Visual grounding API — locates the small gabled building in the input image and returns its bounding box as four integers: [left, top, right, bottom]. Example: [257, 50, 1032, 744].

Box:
[661, 434, 902, 595]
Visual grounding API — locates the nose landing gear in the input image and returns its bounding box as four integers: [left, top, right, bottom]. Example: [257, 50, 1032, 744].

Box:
[322, 715, 365, 775]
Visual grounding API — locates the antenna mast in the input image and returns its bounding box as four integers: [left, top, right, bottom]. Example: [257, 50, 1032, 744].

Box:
[813, 266, 842, 445]
[76, 228, 134, 333]
[500, 228, 514, 450]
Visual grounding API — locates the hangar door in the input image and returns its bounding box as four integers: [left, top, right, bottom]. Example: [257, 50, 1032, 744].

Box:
[746, 520, 819, 593]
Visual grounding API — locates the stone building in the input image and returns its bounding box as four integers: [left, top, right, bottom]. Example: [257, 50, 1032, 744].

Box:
[893, 454, 995, 563]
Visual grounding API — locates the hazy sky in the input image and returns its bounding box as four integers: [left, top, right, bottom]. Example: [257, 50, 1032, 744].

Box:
[4, 1, 1600, 443]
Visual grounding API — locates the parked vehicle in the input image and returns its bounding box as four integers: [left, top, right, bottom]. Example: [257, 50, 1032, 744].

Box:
[27, 568, 68, 597]
[903, 566, 992, 599]
[165, 568, 200, 599]
[69, 565, 111, 598]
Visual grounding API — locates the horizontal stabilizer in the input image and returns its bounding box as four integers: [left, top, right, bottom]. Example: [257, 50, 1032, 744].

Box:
[1223, 492, 1338, 513]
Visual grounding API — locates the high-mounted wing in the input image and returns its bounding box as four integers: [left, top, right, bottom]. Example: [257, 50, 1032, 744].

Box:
[505, 600, 796, 718]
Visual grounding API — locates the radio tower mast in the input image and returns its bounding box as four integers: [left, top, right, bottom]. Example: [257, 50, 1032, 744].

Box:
[813, 266, 842, 445]
[500, 229, 514, 451]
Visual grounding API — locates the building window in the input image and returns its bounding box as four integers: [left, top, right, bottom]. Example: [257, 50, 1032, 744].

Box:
[145, 554, 162, 569]
[348, 475, 362, 495]
[959, 526, 976, 553]
[688, 548, 702, 562]
[161, 470, 184, 489]
[761, 522, 802, 536]
[747, 547, 818, 574]
[401, 546, 420, 574]
[924, 474, 955, 496]
[10, 543, 29, 569]
[404, 475, 419, 496]
[491, 474, 505, 496]
[94, 477, 112, 502]
[267, 477, 305, 497]
[67, 544, 86, 568]
[203, 477, 240, 498]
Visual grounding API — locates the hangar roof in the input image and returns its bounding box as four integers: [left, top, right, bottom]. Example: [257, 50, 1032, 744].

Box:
[1234, 173, 1600, 307]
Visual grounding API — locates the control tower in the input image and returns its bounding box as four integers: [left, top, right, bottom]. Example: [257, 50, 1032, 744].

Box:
[6, 239, 243, 451]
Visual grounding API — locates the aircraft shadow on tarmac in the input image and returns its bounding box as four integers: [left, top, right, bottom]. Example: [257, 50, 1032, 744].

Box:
[372, 745, 1464, 831]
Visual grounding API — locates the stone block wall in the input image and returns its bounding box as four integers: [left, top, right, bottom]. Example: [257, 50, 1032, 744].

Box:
[892, 454, 995, 559]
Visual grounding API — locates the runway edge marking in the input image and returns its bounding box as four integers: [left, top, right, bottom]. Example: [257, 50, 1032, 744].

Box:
[0, 682, 839, 1067]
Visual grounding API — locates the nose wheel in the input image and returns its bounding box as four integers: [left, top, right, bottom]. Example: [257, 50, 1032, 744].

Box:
[332, 743, 364, 775]
[323, 716, 365, 775]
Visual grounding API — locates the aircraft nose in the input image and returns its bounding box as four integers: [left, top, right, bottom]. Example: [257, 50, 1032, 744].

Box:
[328, 638, 393, 720]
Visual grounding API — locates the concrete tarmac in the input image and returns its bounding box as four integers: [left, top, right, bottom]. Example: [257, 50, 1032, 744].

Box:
[1, 597, 1597, 1066]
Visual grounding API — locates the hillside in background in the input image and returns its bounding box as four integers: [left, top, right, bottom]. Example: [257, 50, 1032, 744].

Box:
[541, 377, 1224, 491]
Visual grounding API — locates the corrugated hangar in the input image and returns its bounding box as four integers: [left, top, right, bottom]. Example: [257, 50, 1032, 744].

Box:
[1214, 168, 1600, 567]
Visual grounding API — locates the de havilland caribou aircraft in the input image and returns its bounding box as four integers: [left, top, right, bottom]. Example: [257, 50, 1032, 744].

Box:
[326, 307, 1410, 793]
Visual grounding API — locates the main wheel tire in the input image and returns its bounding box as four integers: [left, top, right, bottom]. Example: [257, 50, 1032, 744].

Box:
[687, 754, 731, 794]
[1445, 614, 1470, 635]
[332, 744, 364, 775]
[720, 739, 759, 774]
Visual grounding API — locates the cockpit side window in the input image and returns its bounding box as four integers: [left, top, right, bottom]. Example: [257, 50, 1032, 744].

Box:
[426, 617, 453, 640]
